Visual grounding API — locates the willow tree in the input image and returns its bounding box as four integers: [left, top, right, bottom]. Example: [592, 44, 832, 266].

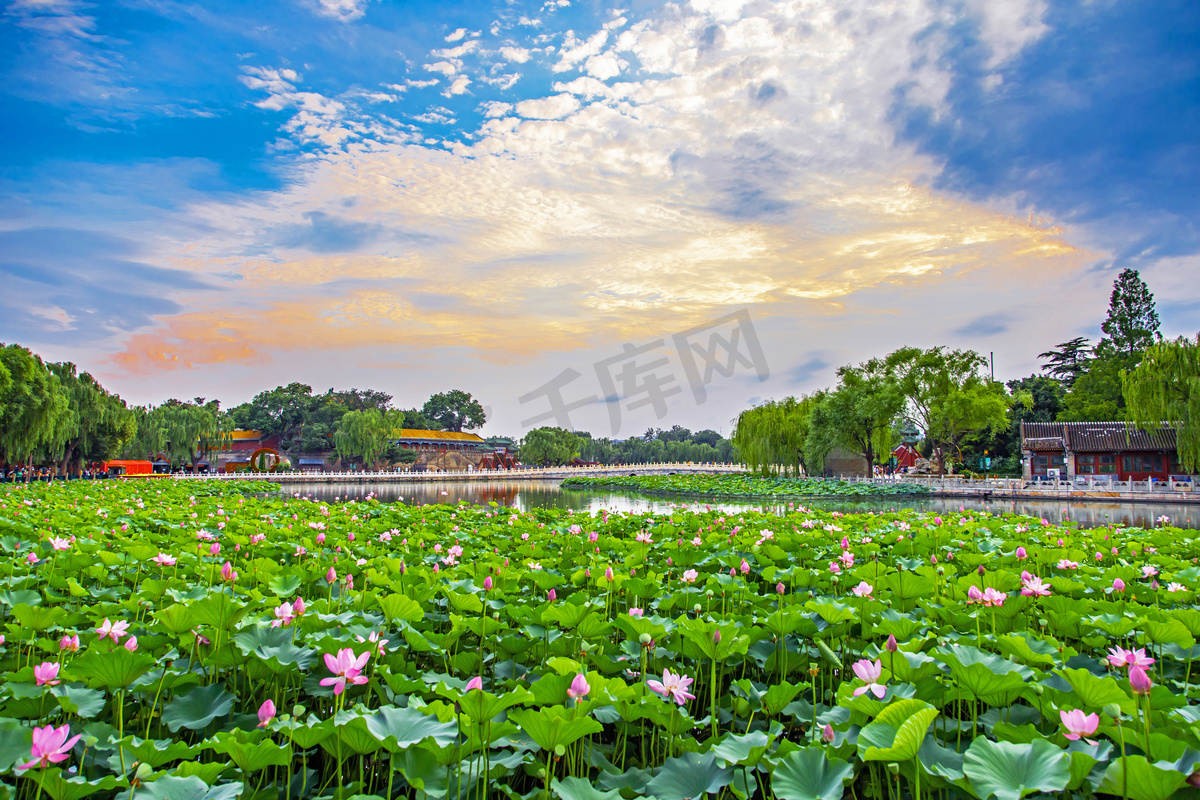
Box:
[47, 362, 136, 474]
[1123, 334, 1200, 472]
[0, 344, 69, 467]
[334, 408, 405, 469]
[806, 360, 906, 476]
[731, 395, 818, 476]
[128, 399, 231, 467]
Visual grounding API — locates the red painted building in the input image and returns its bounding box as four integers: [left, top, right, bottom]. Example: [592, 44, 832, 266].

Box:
[1020, 421, 1183, 482]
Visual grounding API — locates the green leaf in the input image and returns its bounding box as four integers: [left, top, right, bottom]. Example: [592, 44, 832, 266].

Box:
[70, 648, 156, 690]
[962, 737, 1070, 800]
[52, 685, 107, 719]
[162, 683, 235, 732]
[711, 731, 771, 768]
[771, 747, 854, 800]
[1096, 755, 1190, 800]
[131, 776, 242, 800]
[644, 752, 733, 800]
[1056, 668, 1134, 712]
[208, 729, 292, 773]
[189, 594, 247, 630]
[507, 707, 602, 752]
[110, 736, 199, 768]
[363, 705, 459, 751]
[0, 718, 33, 772]
[11, 602, 66, 631]
[231, 625, 315, 672]
[27, 769, 123, 800]
[152, 605, 197, 636]
[552, 777, 626, 800]
[377, 593, 424, 623]
[858, 699, 939, 763]
[267, 573, 302, 596]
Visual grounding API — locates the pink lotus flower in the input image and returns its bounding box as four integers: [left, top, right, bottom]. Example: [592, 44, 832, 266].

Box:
[681, 569, 698, 583]
[26, 552, 38, 564]
[19, 724, 81, 770]
[59, 634, 79, 652]
[316, 532, 326, 544]
[1169, 582, 1187, 593]
[220, 561, 237, 582]
[547, 589, 556, 602]
[293, 597, 306, 615]
[1108, 646, 1155, 670]
[967, 586, 984, 604]
[1060, 709, 1099, 743]
[272, 602, 296, 628]
[739, 559, 750, 575]
[258, 699, 276, 728]
[319, 648, 370, 695]
[605, 567, 614, 582]
[822, 724, 835, 743]
[1055, 559, 1080, 570]
[568, 674, 590, 699]
[152, 553, 176, 566]
[629, 607, 644, 617]
[851, 582, 874, 599]
[981, 587, 1007, 607]
[886, 634, 898, 652]
[483, 576, 493, 591]
[776, 583, 785, 595]
[647, 669, 696, 705]
[851, 659, 887, 699]
[1142, 565, 1159, 578]
[828, 562, 841, 574]
[49, 537, 71, 551]
[839, 551, 854, 568]
[326, 567, 337, 584]
[465, 676, 483, 692]
[1021, 576, 1051, 597]
[124, 636, 138, 652]
[1015, 546, 1027, 559]
[209, 543, 221, 556]
[96, 618, 129, 643]
[1129, 665, 1153, 695]
[34, 662, 61, 686]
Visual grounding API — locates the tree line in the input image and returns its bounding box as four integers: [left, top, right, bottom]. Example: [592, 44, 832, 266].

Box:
[732, 269, 1200, 476]
[0, 348, 492, 474]
[517, 425, 735, 466]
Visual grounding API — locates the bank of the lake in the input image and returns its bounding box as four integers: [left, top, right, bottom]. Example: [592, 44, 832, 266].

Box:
[266, 478, 1200, 529]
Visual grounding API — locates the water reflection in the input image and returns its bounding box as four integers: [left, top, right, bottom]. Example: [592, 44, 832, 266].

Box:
[265, 480, 1199, 529]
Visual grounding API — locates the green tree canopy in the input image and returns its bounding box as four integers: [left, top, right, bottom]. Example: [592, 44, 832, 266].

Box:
[1122, 334, 1200, 472]
[806, 360, 905, 476]
[0, 344, 69, 466]
[520, 427, 582, 465]
[885, 347, 1010, 474]
[1098, 268, 1161, 357]
[333, 408, 405, 469]
[1038, 337, 1092, 386]
[46, 363, 136, 473]
[422, 390, 486, 432]
[127, 399, 231, 467]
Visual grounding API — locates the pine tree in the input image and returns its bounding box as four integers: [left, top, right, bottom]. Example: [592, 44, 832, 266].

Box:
[1037, 336, 1092, 386]
[1098, 268, 1161, 357]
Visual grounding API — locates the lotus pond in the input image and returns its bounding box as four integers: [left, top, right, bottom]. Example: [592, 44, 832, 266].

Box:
[1, 479, 1200, 800]
[559, 475, 930, 499]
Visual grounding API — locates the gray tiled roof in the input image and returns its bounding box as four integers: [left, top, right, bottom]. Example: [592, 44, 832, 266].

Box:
[1021, 422, 1177, 452]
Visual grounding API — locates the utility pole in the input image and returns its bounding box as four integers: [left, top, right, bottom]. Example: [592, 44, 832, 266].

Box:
[990, 352, 994, 381]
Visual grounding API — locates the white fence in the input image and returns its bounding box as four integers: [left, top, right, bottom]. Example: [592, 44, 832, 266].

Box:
[840, 474, 1195, 496]
[173, 463, 748, 481]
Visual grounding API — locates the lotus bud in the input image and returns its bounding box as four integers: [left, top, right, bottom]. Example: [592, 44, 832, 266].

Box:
[484, 576, 493, 591]
[548, 589, 556, 602]
[567, 673, 590, 699]
[930, 555, 937, 565]
[777, 583, 785, 595]
[605, 567, 614, 582]
[886, 634, 898, 652]
[1152, 580, 1160, 590]
[712, 630, 721, 645]
[667, 557, 673, 566]
[1113, 578, 1125, 593]
[977, 565, 986, 575]
[1129, 665, 1153, 695]
[465, 676, 483, 692]
[730, 567, 737, 577]
[136, 763, 154, 781]
[887, 763, 900, 776]
[326, 566, 336, 583]
[822, 724, 835, 743]
[1103, 702, 1122, 720]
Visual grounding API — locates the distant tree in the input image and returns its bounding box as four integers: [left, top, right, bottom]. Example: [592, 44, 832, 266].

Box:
[1038, 337, 1092, 386]
[329, 388, 393, 412]
[520, 427, 582, 465]
[1098, 268, 1161, 357]
[333, 408, 404, 469]
[1057, 354, 1135, 422]
[422, 390, 486, 432]
[885, 347, 1010, 474]
[1122, 335, 1200, 472]
[691, 429, 723, 448]
[397, 408, 438, 431]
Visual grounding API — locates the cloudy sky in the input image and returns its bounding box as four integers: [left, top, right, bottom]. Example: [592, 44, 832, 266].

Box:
[1, 0, 1196, 438]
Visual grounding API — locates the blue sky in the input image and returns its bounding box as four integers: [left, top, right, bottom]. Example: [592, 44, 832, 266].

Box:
[2, 0, 1196, 436]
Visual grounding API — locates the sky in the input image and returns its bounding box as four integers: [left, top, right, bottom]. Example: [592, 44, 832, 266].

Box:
[1, 0, 1197, 439]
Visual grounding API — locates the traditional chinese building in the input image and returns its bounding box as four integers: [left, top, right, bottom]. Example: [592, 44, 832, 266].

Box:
[391, 429, 518, 470]
[218, 430, 283, 473]
[1020, 421, 1183, 481]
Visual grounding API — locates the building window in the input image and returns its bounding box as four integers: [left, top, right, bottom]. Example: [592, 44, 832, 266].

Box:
[1077, 455, 1094, 474]
[1098, 454, 1117, 474]
[1033, 455, 1049, 473]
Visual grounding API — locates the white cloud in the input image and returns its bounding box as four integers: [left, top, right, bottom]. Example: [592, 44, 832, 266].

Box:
[443, 75, 471, 96]
[499, 46, 532, 64]
[514, 93, 581, 119]
[480, 101, 513, 117]
[583, 53, 625, 80]
[405, 78, 440, 89]
[554, 29, 609, 73]
[482, 73, 521, 90]
[432, 40, 480, 60]
[445, 27, 467, 42]
[311, 0, 371, 23]
[424, 61, 458, 77]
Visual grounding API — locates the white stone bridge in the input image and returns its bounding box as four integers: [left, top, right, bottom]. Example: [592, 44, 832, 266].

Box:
[174, 463, 747, 484]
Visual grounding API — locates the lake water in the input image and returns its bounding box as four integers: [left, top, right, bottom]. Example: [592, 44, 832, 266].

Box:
[265, 479, 1200, 530]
